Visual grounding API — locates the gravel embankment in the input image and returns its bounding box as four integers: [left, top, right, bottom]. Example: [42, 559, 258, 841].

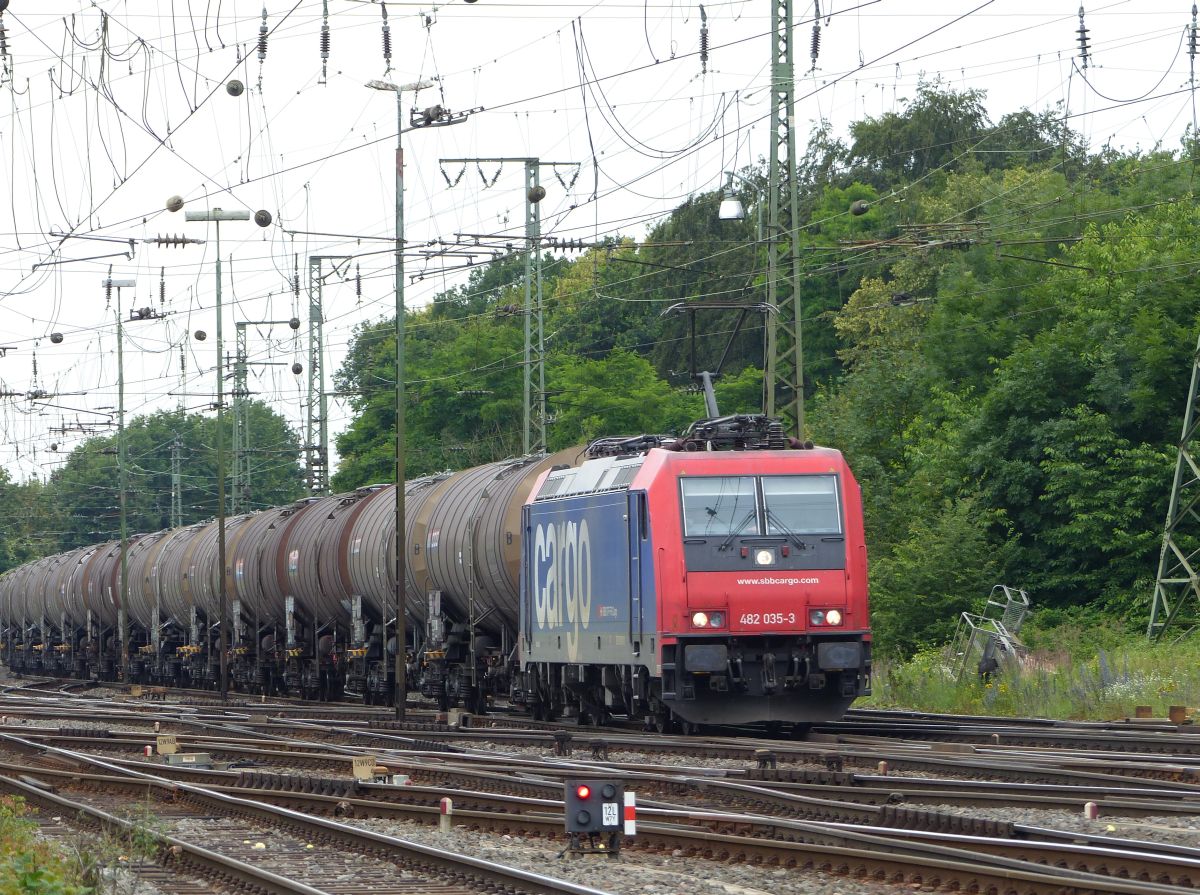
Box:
[346, 816, 906, 895]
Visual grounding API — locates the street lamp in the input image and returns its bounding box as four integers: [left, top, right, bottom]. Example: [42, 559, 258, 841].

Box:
[717, 170, 763, 240]
[104, 275, 136, 683]
[365, 77, 467, 718]
[184, 207, 271, 698]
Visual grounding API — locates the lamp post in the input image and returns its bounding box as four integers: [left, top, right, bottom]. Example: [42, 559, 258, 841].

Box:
[365, 78, 467, 718]
[716, 171, 771, 414]
[185, 207, 270, 698]
[104, 275, 136, 682]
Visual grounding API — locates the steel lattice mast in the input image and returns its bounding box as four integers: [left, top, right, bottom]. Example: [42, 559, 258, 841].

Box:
[765, 0, 804, 438]
[306, 255, 350, 495]
[1148, 330, 1200, 639]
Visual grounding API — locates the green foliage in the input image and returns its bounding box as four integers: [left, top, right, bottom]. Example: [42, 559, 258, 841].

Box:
[44, 405, 304, 550]
[547, 351, 703, 450]
[846, 79, 990, 183]
[865, 625, 1200, 721]
[64, 801, 165, 895]
[0, 797, 86, 895]
[869, 496, 1012, 658]
[2, 405, 304, 557]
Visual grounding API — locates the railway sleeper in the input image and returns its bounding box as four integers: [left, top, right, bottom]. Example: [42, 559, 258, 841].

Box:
[878, 804, 1016, 839]
[234, 770, 361, 799]
[744, 766, 858, 786]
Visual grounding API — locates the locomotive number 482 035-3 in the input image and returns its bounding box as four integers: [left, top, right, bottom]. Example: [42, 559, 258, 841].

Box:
[739, 612, 796, 626]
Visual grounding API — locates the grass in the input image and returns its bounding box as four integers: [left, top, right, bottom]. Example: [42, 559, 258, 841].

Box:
[862, 618, 1200, 721]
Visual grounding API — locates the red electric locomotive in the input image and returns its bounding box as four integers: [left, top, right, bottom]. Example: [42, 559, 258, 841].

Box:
[518, 415, 871, 732]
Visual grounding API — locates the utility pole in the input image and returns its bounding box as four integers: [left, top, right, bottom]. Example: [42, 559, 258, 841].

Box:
[439, 157, 576, 456]
[104, 274, 137, 683]
[305, 256, 351, 496]
[171, 342, 185, 529]
[184, 207, 273, 698]
[765, 0, 805, 438]
[1148, 329, 1200, 639]
[233, 325, 249, 515]
[369, 78, 469, 719]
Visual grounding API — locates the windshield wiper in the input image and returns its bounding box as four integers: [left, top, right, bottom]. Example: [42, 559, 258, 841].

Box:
[718, 510, 758, 551]
[765, 508, 808, 553]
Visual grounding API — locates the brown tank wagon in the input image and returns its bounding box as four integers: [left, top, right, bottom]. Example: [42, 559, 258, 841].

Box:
[0, 448, 586, 701]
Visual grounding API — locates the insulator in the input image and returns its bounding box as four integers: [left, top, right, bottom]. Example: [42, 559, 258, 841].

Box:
[0, 20, 8, 60]
[159, 267, 165, 306]
[811, 25, 821, 66]
[257, 6, 269, 63]
[381, 4, 392, 68]
[1077, 6, 1090, 69]
[355, 264, 361, 300]
[105, 279, 112, 309]
[320, 0, 331, 61]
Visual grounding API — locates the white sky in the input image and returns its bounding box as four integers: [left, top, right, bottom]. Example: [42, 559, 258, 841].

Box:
[1, 0, 1196, 483]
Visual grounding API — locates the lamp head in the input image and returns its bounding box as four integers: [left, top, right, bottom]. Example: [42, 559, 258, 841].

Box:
[718, 194, 746, 221]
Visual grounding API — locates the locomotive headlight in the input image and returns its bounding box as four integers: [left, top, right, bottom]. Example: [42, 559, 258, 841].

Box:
[754, 548, 774, 566]
[809, 609, 825, 625]
[825, 609, 843, 626]
[691, 611, 709, 628]
[707, 611, 725, 628]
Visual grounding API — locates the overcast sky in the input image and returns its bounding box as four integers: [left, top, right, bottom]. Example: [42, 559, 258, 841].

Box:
[1, 0, 1196, 484]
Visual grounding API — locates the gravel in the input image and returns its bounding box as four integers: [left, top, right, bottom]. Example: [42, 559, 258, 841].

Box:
[346, 816, 904, 895]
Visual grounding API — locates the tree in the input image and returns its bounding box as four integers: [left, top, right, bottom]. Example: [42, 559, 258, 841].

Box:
[846, 80, 990, 184]
[45, 405, 303, 549]
[547, 351, 701, 450]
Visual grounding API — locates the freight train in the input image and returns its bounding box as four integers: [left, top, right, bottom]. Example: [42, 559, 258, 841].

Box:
[0, 414, 871, 730]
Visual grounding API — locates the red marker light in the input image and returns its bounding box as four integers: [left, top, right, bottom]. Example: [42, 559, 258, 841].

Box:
[576, 784, 591, 800]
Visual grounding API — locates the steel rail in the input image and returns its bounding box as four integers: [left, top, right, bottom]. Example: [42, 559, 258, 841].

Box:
[0, 732, 614, 895]
[0, 774, 329, 895]
[9, 750, 1200, 895]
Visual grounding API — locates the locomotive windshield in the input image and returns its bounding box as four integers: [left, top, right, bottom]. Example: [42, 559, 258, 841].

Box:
[680, 474, 842, 537]
[762, 475, 842, 535]
[680, 476, 760, 536]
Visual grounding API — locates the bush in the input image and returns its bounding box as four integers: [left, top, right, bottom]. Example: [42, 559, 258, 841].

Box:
[0, 797, 85, 895]
[864, 621, 1200, 720]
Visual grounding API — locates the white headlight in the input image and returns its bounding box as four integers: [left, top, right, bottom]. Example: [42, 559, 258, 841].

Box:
[826, 609, 843, 625]
[754, 549, 774, 566]
[691, 611, 709, 628]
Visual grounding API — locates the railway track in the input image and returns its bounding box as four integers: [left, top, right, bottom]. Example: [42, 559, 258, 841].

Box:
[4, 685, 1200, 893]
[3, 737, 1197, 895]
[0, 737, 615, 895]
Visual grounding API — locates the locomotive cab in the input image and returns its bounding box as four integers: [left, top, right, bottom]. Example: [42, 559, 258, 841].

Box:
[658, 450, 872, 726]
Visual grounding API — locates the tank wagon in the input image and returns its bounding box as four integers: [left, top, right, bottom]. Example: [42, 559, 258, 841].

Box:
[0, 414, 871, 729]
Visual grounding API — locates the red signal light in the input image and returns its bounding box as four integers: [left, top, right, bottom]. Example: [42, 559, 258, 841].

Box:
[576, 784, 591, 800]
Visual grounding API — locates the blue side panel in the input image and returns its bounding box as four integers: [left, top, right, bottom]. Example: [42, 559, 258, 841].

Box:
[520, 491, 654, 666]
